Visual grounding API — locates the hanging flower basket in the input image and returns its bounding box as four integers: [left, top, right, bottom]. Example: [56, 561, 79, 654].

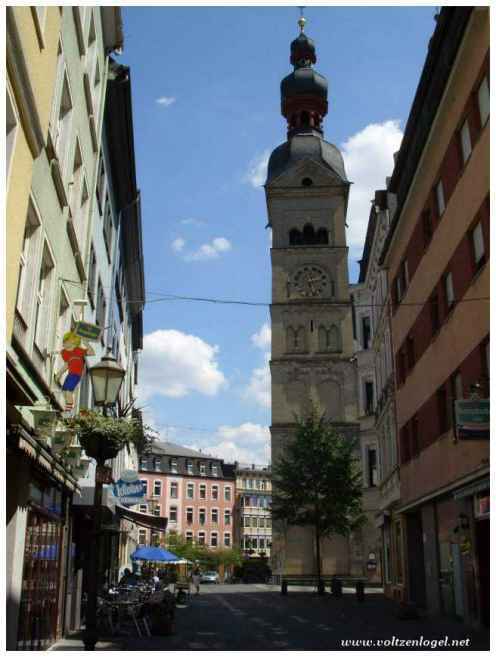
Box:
[61, 410, 152, 462]
[52, 424, 76, 454]
[72, 455, 92, 479]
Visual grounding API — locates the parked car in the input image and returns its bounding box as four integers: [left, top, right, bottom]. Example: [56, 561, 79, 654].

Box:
[200, 571, 220, 584]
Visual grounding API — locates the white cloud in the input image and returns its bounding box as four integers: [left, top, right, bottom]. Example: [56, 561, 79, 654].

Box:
[156, 96, 176, 107]
[137, 329, 227, 401]
[341, 120, 403, 251]
[243, 149, 270, 188]
[251, 323, 271, 350]
[244, 352, 271, 409]
[171, 237, 186, 253]
[183, 237, 232, 262]
[190, 423, 270, 465]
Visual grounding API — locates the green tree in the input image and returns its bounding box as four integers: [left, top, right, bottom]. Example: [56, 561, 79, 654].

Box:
[271, 407, 364, 593]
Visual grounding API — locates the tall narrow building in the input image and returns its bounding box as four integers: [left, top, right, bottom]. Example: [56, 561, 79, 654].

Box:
[265, 18, 362, 577]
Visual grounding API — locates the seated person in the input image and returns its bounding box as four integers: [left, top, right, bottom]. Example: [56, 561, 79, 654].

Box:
[118, 568, 139, 587]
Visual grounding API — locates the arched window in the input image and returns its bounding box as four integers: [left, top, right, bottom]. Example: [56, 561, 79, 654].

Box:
[287, 326, 306, 353]
[328, 325, 341, 352]
[316, 227, 329, 244]
[289, 228, 302, 245]
[303, 223, 316, 244]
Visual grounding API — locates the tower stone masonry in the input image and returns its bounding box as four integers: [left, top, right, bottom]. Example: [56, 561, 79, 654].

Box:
[265, 20, 363, 577]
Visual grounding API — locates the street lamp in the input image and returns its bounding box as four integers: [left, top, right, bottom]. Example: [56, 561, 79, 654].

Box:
[89, 352, 126, 407]
[83, 351, 125, 651]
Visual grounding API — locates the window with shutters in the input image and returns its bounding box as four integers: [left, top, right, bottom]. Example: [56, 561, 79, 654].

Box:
[471, 221, 485, 269]
[459, 119, 472, 165]
[33, 244, 55, 357]
[87, 245, 97, 308]
[6, 87, 18, 184]
[477, 76, 489, 127]
[16, 201, 42, 325]
[444, 272, 455, 310]
[435, 180, 445, 216]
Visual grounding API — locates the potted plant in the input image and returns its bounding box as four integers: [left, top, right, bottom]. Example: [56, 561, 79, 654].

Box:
[61, 410, 154, 462]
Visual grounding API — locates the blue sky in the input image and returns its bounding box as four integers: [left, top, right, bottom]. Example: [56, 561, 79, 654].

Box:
[121, 6, 436, 464]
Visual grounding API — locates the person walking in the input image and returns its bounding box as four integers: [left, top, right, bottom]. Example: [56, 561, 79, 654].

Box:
[192, 566, 201, 595]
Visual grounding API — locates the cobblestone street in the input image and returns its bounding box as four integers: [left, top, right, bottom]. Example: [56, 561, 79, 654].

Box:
[117, 585, 488, 651]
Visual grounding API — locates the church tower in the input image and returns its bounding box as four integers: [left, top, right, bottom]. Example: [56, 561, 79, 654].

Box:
[265, 17, 362, 577]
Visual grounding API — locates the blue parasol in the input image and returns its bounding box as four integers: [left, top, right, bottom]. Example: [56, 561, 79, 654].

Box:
[130, 546, 180, 562]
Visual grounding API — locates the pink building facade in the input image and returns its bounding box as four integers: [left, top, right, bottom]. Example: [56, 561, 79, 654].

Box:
[137, 442, 236, 550]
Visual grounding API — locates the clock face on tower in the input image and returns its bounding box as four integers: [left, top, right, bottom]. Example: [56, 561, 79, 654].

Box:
[291, 265, 329, 298]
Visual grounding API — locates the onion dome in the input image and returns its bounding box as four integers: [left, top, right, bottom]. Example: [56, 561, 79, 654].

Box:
[280, 17, 328, 139]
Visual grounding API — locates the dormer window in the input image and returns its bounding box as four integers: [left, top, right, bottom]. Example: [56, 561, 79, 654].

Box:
[170, 459, 178, 474]
[186, 460, 193, 475]
[199, 463, 206, 476]
[211, 464, 218, 477]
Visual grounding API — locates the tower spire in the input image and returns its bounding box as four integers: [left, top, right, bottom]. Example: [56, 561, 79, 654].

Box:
[281, 18, 328, 139]
[298, 6, 306, 33]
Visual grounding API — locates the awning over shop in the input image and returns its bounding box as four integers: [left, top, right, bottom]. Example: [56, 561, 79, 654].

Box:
[115, 504, 168, 532]
[453, 478, 490, 500]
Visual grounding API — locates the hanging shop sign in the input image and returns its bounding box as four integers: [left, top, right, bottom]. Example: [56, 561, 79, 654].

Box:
[112, 470, 145, 507]
[55, 331, 95, 412]
[454, 399, 489, 440]
[74, 321, 102, 341]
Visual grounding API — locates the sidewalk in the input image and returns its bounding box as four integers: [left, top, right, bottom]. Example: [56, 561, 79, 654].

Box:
[48, 631, 123, 651]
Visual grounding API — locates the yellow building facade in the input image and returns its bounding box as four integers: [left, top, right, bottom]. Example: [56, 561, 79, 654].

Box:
[6, 7, 61, 340]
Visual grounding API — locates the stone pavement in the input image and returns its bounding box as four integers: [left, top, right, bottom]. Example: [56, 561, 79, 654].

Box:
[120, 584, 489, 651]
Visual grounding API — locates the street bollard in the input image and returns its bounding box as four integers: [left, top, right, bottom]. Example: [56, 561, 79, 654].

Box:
[331, 577, 342, 598]
[281, 580, 288, 596]
[356, 581, 365, 602]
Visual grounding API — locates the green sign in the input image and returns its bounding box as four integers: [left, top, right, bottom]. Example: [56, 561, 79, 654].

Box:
[454, 399, 489, 440]
[75, 321, 101, 341]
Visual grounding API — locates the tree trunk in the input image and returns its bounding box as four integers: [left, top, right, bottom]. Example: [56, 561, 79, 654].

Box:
[315, 524, 324, 595]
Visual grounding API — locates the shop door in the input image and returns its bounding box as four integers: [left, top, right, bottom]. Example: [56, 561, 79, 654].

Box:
[17, 509, 63, 650]
[475, 519, 490, 627]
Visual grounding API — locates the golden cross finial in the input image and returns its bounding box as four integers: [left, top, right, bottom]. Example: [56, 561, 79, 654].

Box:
[298, 6, 306, 33]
